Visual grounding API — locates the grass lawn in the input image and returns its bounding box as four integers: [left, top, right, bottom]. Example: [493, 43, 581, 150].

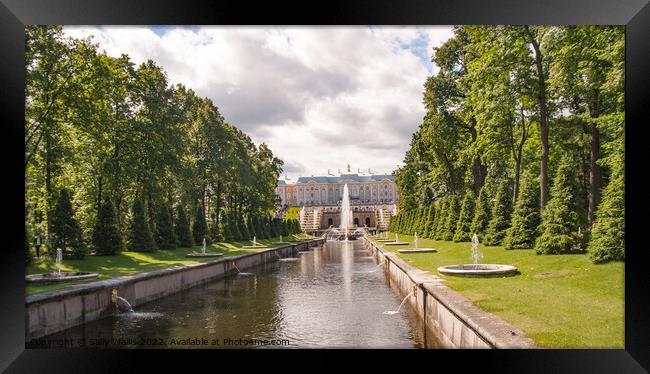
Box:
[371, 232, 624, 348]
[26, 233, 312, 295]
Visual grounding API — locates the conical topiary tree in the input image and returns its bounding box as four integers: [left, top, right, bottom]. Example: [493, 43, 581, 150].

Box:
[433, 198, 448, 240]
[238, 213, 250, 240]
[454, 191, 475, 242]
[192, 205, 210, 246]
[422, 204, 434, 238]
[174, 205, 194, 248]
[128, 198, 156, 252]
[442, 196, 459, 241]
[535, 155, 582, 254]
[51, 188, 86, 258]
[504, 173, 541, 249]
[484, 180, 513, 246]
[93, 201, 123, 255]
[155, 204, 177, 250]
[471, 185, 491, 241]
[589, 154, 624, 263]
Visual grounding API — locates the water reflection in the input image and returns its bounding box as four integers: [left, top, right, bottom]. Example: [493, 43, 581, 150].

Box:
[38, 240, 431, 349]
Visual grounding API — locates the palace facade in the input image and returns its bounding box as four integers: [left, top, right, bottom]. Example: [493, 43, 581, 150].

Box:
[275, 169, 398, 230]
[275, 173, 397, 207]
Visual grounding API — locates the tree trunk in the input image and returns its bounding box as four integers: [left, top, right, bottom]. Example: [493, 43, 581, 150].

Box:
[469, 125, 486, 197]
[588, 122, 601, 225]
[524, 26, 550, 210]
[45, 130, 53, 245]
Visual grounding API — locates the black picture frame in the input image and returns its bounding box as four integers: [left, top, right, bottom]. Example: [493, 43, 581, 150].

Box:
[1, 0, 648, 372]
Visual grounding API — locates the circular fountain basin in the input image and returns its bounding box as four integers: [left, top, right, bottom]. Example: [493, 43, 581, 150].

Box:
[437, 264, 518, 278]
[26, 272, 99, 284]
[272, 242, 291, 245]
[384, 241, 409, 246]
[397, 248, 437, 253]
[185, 252, 223, 258]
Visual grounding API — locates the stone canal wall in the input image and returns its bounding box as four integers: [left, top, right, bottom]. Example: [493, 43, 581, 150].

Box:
[363, 238, 535, 349]
[26, 240, 325, 340]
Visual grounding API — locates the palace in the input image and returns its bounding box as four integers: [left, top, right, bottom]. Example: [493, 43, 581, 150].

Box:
[275, 165, 398, 231]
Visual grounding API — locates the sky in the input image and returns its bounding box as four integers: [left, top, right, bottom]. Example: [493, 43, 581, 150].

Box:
[63, 26, 454, 182]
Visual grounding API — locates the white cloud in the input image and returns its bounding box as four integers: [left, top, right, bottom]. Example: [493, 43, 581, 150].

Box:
[64, 25, 454, 180]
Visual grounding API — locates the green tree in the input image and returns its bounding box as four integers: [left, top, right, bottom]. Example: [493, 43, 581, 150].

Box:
[193, 205, 209, 245]
[433, 198, 448, 240]
[442, 196, 460, 241]
[51, 188, 86, 258]
[174, 206, 193, 248]
[155, 204, 177, 250]
[128, 198, 156, 252]
[504, 173, 541, 249]
[422, 206, 435, 238]
[454, 191, 475, 242]
[589, 155, 624, 262]
[471, 185, 491, 240]
[92, 201, 123, 255]
[484, 180, 513, 246]
[535, 155, 582, 254]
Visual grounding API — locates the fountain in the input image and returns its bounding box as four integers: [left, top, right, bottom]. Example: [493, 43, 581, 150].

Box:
[299, 206, 306, 229]
[340, 184, 353, 240]
[383, 286, 417, 315]
[272, 235, 291, 245]
[112, 289, 134, 313]
[384, 233, 409, 246]
[377, 231, 393, 242]
[242, 236, 268, 249]
[437, 234, 518, 277]
[186, 237, 223, 257]
[25, 248, 99, 284]
[378, 208, 385, 229]
[398, 231, 437, 253]
[232, 261, 255, 276]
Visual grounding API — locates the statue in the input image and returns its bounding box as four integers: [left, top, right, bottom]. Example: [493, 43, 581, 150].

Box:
[347, 164, 351, 172]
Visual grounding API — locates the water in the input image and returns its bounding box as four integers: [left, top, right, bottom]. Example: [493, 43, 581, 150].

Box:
[202, 238, 206, 254]
[42, 240, 430, 348]
[383, 291, 414, 315]
[55, 248, 62, 276]
[378, 208, 385, 228]
[414, 232, 418, 249]
[299, 207, 306, 229]
[340, 184, 353, 239]
[471, 233, 483, 269]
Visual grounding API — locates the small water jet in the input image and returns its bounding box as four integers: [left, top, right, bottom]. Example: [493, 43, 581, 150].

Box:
[26, 248, 99, 284]
[272, 235, 291, 245]
[242, 236, 268, 249]
[397, 231, 438, 253]
[383, 289, 415, 315]
[384, 233, 409, 246]
[232, 262, 255, 276]
[186, 237, 223, 258]
[437, 234, 518, 277]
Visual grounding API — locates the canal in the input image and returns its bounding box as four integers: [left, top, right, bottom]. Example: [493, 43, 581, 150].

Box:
[40, 240, 432, 348]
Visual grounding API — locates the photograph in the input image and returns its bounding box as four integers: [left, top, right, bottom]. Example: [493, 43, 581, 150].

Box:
[21, 24, 627, 350]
